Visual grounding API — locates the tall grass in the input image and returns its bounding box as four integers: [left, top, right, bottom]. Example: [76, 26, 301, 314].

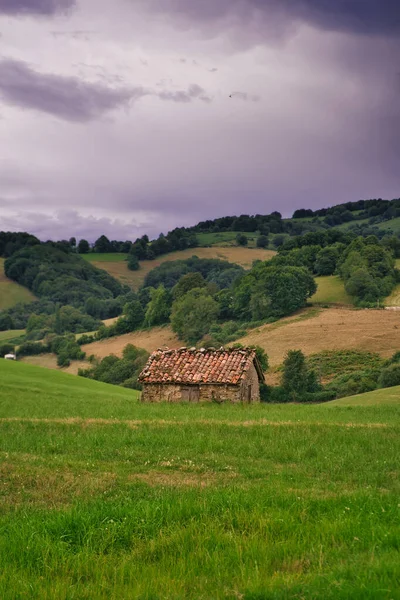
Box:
[0, 361, 399, 599]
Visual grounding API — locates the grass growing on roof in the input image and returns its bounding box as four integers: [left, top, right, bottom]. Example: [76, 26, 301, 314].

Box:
[0, 360, 399, 599]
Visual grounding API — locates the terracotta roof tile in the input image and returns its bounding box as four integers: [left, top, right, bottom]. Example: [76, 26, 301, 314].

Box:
[139, 347, 264, 385]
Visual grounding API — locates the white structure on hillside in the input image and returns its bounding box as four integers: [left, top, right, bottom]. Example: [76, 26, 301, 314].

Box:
[4, 354, 16, 361]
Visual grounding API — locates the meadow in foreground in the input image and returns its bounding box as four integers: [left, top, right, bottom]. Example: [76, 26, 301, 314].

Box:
[0, 361, 399, 599]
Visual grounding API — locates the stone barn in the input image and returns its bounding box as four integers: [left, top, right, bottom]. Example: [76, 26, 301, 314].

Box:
[139, 347, 265, 403]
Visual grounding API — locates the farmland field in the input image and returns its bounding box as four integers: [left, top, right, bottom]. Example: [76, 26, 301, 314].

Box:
[0, 360, 399, 599]
[237, 307, 400, 367]
[81, 325, 181, 358]
[196, 231, 259, 246]
[0, 258, 36, 310]
[83, 247, 275, 289]
[311, 276, 354, 306]
[0, 329, 25, 342]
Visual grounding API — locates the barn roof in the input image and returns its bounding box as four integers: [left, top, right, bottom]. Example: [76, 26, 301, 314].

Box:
[139, 347, 265, 385]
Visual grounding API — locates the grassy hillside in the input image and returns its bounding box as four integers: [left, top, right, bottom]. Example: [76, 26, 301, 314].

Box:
[385, 260, 400, 307]
[237, 307, 400, 367]
[0, 360, 399, 599]
[0, 257, 36, 310]
[84, 247, 276, 289]
[0, 329, 25, 342]
[81, 325, 181, 358]
[311, 276, 354, 306]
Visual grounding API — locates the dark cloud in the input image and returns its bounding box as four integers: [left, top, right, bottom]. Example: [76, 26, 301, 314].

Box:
[0, 0, 75, 17]
[0, 58, 144, 122]
[144, 0, 400, 36]
[0, 59, 212, 120]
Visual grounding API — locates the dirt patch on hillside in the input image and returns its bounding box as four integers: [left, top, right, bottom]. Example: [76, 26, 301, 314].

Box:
[21, 355, 89, 375]
[82, 326, 181, 358]
[0, 462, 116, 509]
[237, 308, 400, 367]
[130, 470, 223, 488]
[93, 247, 275, 290]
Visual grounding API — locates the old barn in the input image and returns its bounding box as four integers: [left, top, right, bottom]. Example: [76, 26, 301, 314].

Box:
[139, 347, 264, 403]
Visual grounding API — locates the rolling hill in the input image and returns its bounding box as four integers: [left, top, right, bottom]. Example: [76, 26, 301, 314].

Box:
[236, 307, 400, 367]
[79, 306, 400, 371]
[84, 247, 276, 289]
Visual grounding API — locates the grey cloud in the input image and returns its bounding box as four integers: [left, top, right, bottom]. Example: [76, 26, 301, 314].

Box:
[51, 30, 95, 40]
[157, 84, 212, 103]
[230, 92, 260, 102]
[0, 58, 145, 122]
[0, 0, 75, 17]
[0, 209, 149, 243]
[0, 59, 212, 121]
[144, 0, 400, 36]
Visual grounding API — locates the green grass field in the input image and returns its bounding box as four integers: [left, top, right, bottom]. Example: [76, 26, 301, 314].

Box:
[0, 258, 36, 310]
[311, 276, 354, 305]
[0, 360, 399, 598]
[196, 231, 259, 247]
[82, 253, 128, 263]
[0, 329, 25, 343]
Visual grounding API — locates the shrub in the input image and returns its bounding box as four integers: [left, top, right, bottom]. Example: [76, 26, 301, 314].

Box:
[127, 254, 140, 271]
[236, 234, 248, 246]
[0, 314, 14, 331]
[378, 364, 400, 389]
[256, 235, 269, 248]
[57, 353, 71, 368]
[327, 370, 379, 398]
[300, 390, 336, 403]
[0, 343, 15, 357]
[17, 341, 51, 357]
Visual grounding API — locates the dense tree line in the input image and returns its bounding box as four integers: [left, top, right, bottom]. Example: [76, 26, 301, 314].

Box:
[0, 244, 129, 334]
[0, 232, 40, 257]
[5, 245, 124, 305]
[293, 198, 400, 228]
[143, 256, 244, 290]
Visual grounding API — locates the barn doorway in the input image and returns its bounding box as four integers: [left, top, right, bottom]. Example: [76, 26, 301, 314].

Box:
[181, 386, 200, 402]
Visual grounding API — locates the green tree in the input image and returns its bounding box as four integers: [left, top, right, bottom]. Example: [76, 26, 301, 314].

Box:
[236, 234, 248, 247]
[314, 246, 339, 276]
[281, 350, 308, 401]
[345, 268, 380, 302]
[127, 254, 140, 271]
[171, 288, 220, 344]
[234, 264, 316, 321]
[256, 235, 269, 248]
[145, 286, 172, 327]
[378, 364, 400, 389]
[0, 314, 14, 331]
[172, 272, 207, 300]
[272, 234, 285, 248]
[78, 239, 90, 254]
[124, 300, 145, 330]
[94, 235, 112, 253]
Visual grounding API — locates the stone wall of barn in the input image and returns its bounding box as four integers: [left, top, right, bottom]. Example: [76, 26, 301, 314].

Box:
[141, 367, 261, 403]
[240, 363, 261, 402]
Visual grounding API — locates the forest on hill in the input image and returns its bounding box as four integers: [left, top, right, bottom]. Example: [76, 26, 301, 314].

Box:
[0, 198, 400, 389]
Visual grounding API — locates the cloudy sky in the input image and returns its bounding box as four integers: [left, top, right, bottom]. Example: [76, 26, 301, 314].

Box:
[0, 0, 399, 241]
